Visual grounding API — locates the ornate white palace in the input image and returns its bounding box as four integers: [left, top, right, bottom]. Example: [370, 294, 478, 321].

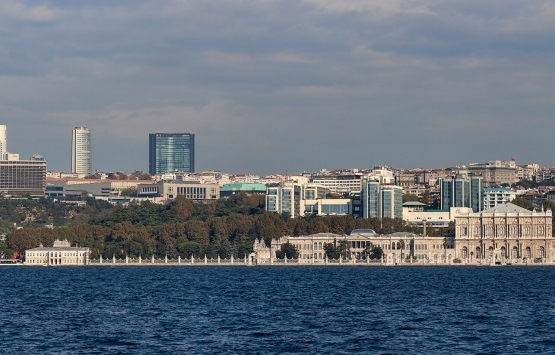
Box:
[454, 203, 553, 264]
[252, 203, 554, 266]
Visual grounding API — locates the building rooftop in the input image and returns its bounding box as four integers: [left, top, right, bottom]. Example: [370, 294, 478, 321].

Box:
[350, 229, 377, 236]
[221, 183, 267, 192]
[482, 203, 531, 213]
[402, 201, 427, 207]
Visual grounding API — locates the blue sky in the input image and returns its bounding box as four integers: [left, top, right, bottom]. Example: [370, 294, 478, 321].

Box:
[1, 0, 554, 174]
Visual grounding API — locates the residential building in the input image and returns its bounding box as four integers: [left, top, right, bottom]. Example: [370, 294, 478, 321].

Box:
[71, 127, 92, 175]
[483, 187, 516, 209]
[149, 133, 195, 174]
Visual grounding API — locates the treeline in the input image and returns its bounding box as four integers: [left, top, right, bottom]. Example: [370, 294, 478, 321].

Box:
[4, 193, 424, 259]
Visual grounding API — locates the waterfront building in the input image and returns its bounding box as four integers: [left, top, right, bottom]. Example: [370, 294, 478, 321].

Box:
[454, 202, 553, 263]
[71, 127, 92, 175]
[483, 187, 516, 209]
[149, 133, 195, 175]
[252, 230, 454, 264]
[438, 169, 484, 212]
[137, 180, 219, 200]
[25, 240, 90, 266]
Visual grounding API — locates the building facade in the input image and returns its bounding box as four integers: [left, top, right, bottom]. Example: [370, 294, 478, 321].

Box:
[137, 180, 219, 200]
[468, 160, 517, 187]
[149, 133, 195, 174]
[454, 203, 553, 264]
[439, 169, 484, 212]
[25, 240, 90, 266]
[0, 160, 47, 196]
[360, 170, 403, 219]
[71, 127, 92, 175]
[483, 187, 516, 209]
[0, 125, 6, 160]
[252, 231, 455, 265]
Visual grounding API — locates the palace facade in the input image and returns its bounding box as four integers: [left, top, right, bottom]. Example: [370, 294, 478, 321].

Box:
[454, 203, 553, 264]
[252, 203, 554, 265]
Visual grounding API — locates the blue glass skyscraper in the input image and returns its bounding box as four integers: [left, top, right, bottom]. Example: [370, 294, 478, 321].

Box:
[149, 133, 195, 174]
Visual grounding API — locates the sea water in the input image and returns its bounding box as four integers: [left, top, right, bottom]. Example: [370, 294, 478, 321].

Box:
[1, 266, 554, 354]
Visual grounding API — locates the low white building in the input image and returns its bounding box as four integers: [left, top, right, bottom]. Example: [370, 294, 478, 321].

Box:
[402, 201, 472, 227]
[25, 240, 90, 266]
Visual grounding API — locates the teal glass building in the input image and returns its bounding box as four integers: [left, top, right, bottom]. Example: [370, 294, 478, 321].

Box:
[149, 133, 195, 174]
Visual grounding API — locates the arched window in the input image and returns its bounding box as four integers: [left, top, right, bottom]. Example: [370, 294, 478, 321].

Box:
[539, 247, 545, 258]
[476, 247, 482, 259]
[461, 247, 468, 259]
[501, 246, 506, 258]
[525, 247, 531, 259]
[314, 253, 318, 259]
[512, 247, 518, 259]
[314, 242, 317, 250]
[318, 242, 322, 250]
[488, 246, 494, 257]
[392, 243, 396, 250]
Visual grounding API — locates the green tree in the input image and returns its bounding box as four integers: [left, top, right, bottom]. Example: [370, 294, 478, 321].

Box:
[171, 195, 194, 221]
[369, 246, 384, 260]
[511, 198, 535, 211]
[177, 241, 203, 258]
[275, 242, 299, 259]
[402, 193, 419, 203]
[323, 242, 340, 260]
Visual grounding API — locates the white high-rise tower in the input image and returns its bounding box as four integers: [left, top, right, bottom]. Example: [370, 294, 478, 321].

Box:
[0, 125, 6, 160]
[71, 127, 91, 174]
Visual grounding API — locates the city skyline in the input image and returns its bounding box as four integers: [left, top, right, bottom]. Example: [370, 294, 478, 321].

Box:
[1, 1, 554, 174]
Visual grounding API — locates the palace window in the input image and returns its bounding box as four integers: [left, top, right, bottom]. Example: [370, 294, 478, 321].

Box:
[461, 227, 468, 236]
[539, 226, 545, 235]
[525, 226, 531, 235]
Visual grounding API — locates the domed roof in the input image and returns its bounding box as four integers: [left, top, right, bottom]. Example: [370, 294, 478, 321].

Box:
[350, 229, 377, 236]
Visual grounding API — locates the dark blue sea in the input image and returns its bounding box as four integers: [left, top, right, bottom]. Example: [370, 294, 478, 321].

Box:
[1, 266, 555, 354]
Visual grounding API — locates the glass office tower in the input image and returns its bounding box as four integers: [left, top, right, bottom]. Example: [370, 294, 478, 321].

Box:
[149, 133, 195, 174]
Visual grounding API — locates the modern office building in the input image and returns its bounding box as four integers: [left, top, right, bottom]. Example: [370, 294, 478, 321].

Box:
[149, 133, 195, 175]
[438, 169, 484, 212]
[71, 127, 92, 175]
[0, 159, 47, 196]
[360, 169, 403, 219]
[0, 125, 6, 160]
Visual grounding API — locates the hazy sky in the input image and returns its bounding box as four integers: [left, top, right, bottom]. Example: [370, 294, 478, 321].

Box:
[1, 0, 554, 174]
